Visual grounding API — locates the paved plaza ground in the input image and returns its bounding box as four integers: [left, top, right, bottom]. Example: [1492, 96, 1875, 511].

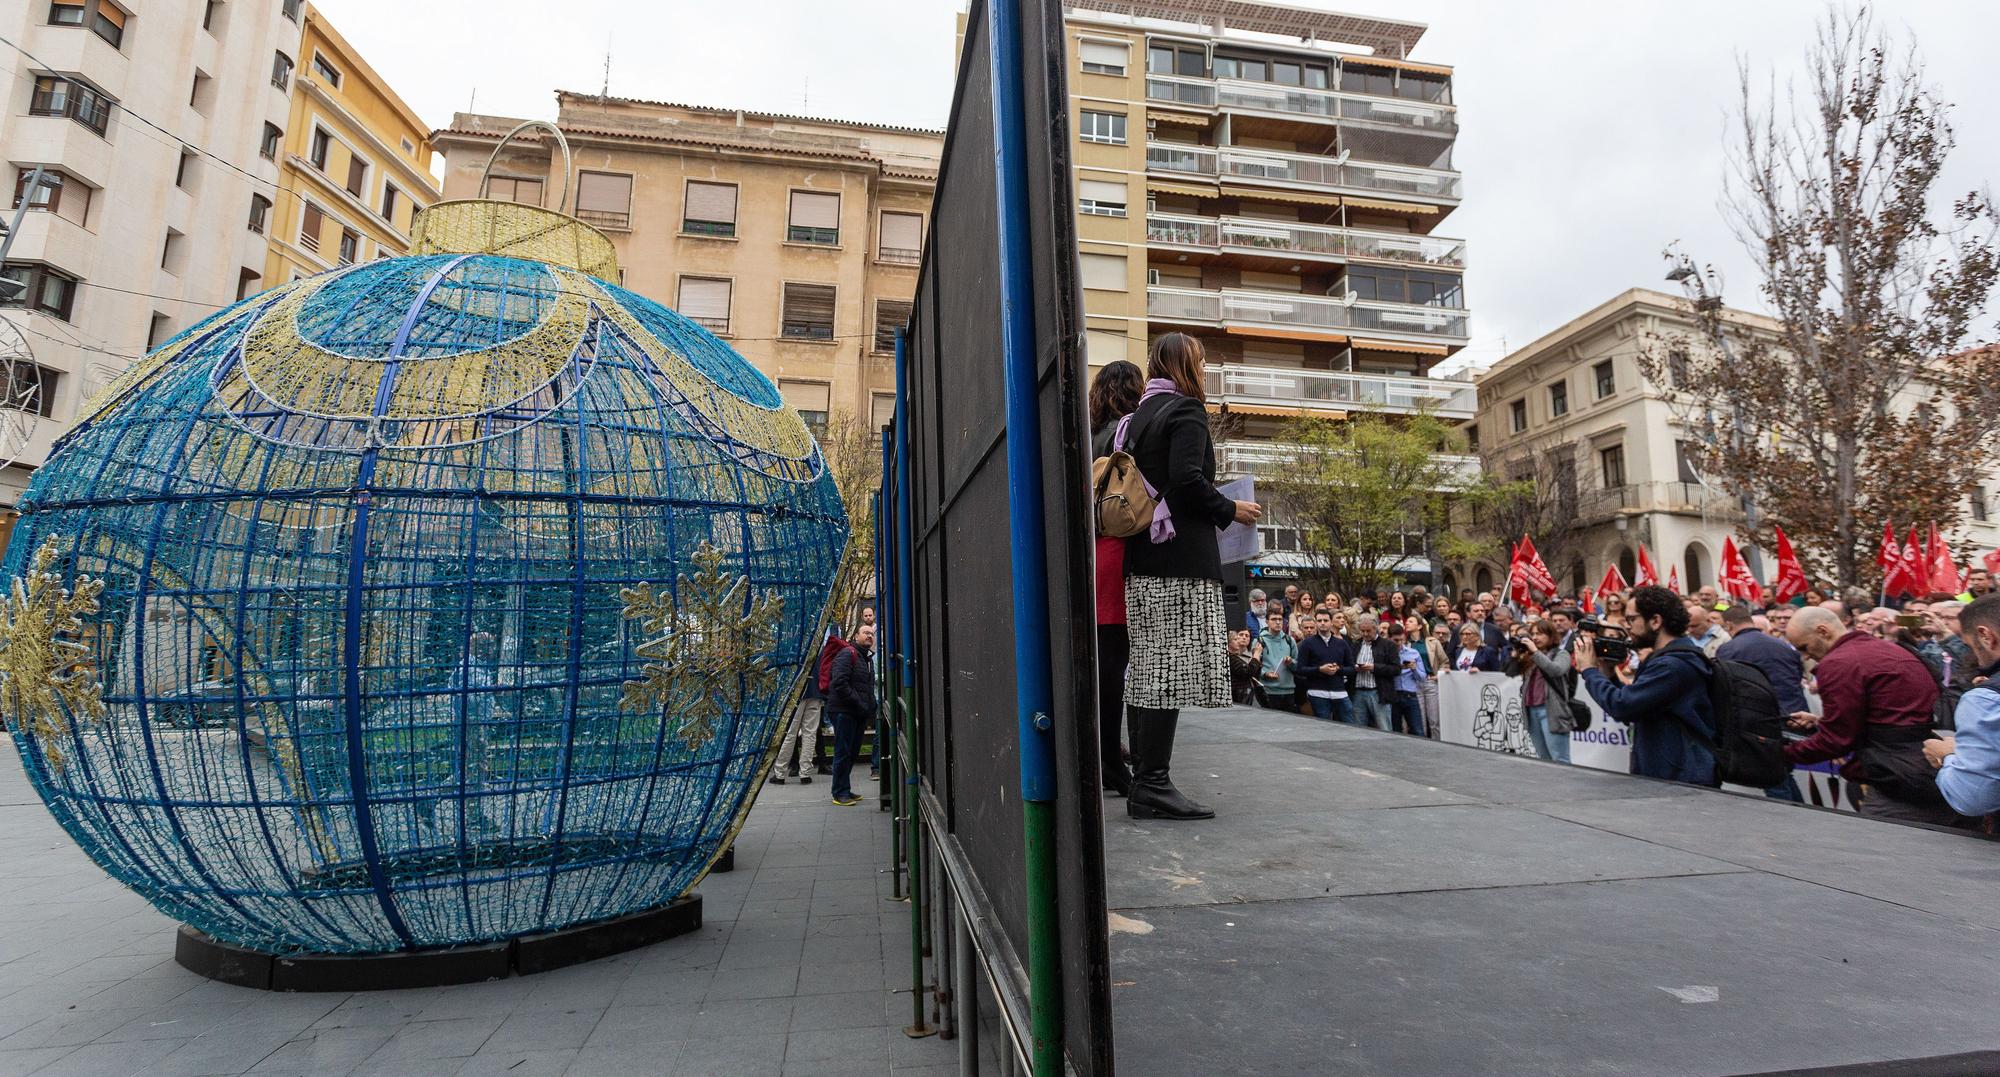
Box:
[0, 754, 984, 1077]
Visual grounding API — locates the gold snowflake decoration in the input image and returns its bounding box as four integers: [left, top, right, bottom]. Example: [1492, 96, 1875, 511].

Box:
[619, 541, 786, 751]
[0, 537, 107, 773]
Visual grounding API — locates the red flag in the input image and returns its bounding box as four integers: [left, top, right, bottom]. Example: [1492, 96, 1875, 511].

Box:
[1771, 526, 1809, 605]
[1984, 549, 2000, 578]
[1928, 524, 1963, 595]
[1635, 544, 1660, 589]
[1891, 527, 1925, 599]
[1515, 535, 1557, 598]
[1667, 564, 1682, 593]
[1597, 561, 1629, 598]
[1877, 521, 1900, 575]
[1720, 535, 1764, 604]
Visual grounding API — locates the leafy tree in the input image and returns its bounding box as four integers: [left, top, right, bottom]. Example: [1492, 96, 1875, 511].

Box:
[1266, 412, 1474, 601]
[1638, 6, 2000, 588]
[1453, 442, 1591, 596]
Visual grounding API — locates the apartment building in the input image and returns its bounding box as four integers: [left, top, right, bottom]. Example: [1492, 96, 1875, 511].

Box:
[1058, 0, 1473, 591]
[431, 95, 942, 432]
[263, 3, 440, 284]
[0, 0, 298, 521]
[1463, 288, 2000, 598]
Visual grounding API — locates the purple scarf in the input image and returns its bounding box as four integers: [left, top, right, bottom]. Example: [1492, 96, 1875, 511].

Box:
[1113, 379, 1184, 543]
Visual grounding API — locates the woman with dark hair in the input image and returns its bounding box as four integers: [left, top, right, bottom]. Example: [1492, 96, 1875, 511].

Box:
[1090, 359, 1145, 797]
[1387, 590, 1409, 622]
[1120, 333, 1261, 820]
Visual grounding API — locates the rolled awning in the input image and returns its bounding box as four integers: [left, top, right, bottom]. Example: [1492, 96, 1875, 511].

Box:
[1209, 401, 1346, 420]
[1220, 185, 1343, 207]
[1146, 180, 1217, 199]
[1148, 110, 1210, 126]
[1349, 338, 1450, 356]
[1342, 57, 1454, 76]
[1342, 196, 1440, 215]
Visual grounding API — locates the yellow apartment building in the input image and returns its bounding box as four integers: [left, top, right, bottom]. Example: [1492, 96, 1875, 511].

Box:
[431, 94, 942, 432]
[262, 3, 439, 286]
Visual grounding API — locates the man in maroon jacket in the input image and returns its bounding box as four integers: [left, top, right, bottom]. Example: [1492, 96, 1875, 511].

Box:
[1785, 606, 1960, 825]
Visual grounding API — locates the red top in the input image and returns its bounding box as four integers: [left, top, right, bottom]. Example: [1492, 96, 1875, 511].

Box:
[1095, 534, 1126, 626]
[1785, 631, 1939, 779]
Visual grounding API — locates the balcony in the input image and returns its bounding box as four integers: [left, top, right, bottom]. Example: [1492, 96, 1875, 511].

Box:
[1146, 213, 1466, 270]
[1220, 440, 1481, 482]
[1574, 482, 1741, 523]
[1145, 142, 1463, 204]
[1214, 79, 1456, 135]
[1204, 364, 1477, 420]
[1147, 285, 1470, 345]
[1145, 73, 1216, 108]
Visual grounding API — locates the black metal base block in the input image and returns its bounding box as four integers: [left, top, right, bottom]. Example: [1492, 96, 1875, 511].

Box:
[711, 846, 735, 873]
[174, 893, 703, 991]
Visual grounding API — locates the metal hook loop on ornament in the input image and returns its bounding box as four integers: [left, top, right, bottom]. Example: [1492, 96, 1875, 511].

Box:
[478, 120, 574, 214]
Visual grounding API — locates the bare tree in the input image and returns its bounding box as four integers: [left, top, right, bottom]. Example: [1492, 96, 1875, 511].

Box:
[1455, 442, 1591, 595]
[817, 410, 880, 633]
[1639, 5, 2000, 588]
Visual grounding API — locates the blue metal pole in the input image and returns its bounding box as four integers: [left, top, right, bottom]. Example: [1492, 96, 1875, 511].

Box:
[987, 0, 1062, 1071]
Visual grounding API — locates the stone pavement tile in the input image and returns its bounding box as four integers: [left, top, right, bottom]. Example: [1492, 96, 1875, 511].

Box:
[0, 1046, 74, 1077]
[790, 990, 892, 1033]
[583, 1003, 698, 1048]
[892, 1028, 961, 1067]
[705, 964, 800, 1001]
[686, 995, 792, 1041]
[799, 959, 891, 996]
[613, 969, 713, 1009]
[723, 914, 811, 945]
[477, 1006, 602, 1053]
[809, 913, 886, 939]
[454, 1046, 580, 1076]
[25, 1036, 187, 1077]
[407, 980, 538, 1022]
[308, 992, 429, 1029]
[0, 1007, 149, 1051]
[66, 973, 201, 1014]
[783, 1063, 885, 1077]
[149, 1028, 298, 1077]
[811, 876, 884, 899]
[360, 1015, 503, 1064]
[785, 1025, 891, 1066]
[812, 892, 889, 918]
[802, 933, 884, 964]
[737, 896, 813, 920]
[716, 938, 803, 970]
[568, 1042, 687, 1077]
[664, 1032, 788, 1077]
[888, 1065, 960, 1077]
[512, 968, 629, 1013]
[244, 1025, 396, 1075]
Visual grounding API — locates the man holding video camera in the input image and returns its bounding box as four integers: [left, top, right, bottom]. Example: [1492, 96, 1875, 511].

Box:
[1573, 585, 1719, 787]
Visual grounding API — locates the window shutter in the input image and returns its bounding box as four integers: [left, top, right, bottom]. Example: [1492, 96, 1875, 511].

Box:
[676, 277, 731, 324]
[871, 393, 897, 431]
[1086, 329, 1127, 364]
[874, 299, 912, 353]
[1079, 253, 1127, 291]
[685, 181, 737, 224]
[781, 283, 837, 338]
[879, 212, 922, 252]
[1079, 42, 1127, 71]
[1078, 179, 1127, 205]
[779, 379, 831, 413]
[789, 191, 841, 229]
[575, 172, 632, 213]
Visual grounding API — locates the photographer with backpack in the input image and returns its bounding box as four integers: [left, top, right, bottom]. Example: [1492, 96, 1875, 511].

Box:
[1575, 585, 1720, 787]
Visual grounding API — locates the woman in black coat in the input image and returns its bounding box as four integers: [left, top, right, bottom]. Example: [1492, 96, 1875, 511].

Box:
[1120, 333, 1261, 820]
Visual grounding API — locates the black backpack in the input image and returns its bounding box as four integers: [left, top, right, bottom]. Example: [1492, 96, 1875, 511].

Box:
[1695, 654, 1791, 788]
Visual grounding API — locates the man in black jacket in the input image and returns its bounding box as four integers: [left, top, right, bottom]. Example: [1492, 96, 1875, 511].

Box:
[826, 624, 877, 806]
[1296, 610, 1354, 724]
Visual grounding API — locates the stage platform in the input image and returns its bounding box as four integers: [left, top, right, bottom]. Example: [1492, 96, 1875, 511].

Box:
[1105, 706, 2000, 1077]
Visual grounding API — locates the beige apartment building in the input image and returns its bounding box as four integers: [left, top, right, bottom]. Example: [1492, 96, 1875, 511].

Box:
[432, 94, 942, 434]
[1055, 0, 1474, 590]
[0, 0, 299, 522]
[1464, 288, 2000, 597]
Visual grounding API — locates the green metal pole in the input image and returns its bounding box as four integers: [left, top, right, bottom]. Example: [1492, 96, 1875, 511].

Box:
[902, 685, 932, 1036]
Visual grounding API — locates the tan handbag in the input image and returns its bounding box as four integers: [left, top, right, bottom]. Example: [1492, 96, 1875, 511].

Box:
[1092, 449, 1156, 538]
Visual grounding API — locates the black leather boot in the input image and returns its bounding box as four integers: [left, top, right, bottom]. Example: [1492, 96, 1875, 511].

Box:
[1103, 706, 1133, 797]
[1126, 707, 1213, 820]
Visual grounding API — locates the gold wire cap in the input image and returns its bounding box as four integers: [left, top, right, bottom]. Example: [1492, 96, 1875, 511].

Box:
[410, 199, 620, 281]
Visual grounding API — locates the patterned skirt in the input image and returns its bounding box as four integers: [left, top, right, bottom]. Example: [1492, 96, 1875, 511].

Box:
[1123, 574, 1230, 710]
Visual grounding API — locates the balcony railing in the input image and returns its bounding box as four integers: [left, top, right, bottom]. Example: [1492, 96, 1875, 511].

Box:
[1220, 440, 1480, 481]
[1146, 142, 1464, 203]
[1213, 79, 1456, 134]
[1147, 285, 1471, 343]
[1148, 213, 1466, 269]
[1205, 364, 1478, 420]
[1575, 481, 1740, 522]
[877, 246, 921, 265]
[1145, 73, 1216, 108]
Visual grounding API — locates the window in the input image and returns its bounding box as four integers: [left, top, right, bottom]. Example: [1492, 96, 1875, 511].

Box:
[379, 184, 401, 227]
[236, 267, 260, 301]
[1975, 487, 1991, 522]
[878, 211, 922, 264]
[0, 362, 58, 418]
[1272, 60, 1301, 86]
[337, 229, 359, 265]
[1463, 422, 1479, 452]
[1079, 41, 1127, 76]
[1343, 266, 1464, 308]
[871, 393, 896, 432]
[1554, 452, 1578, 513]
[676, 276, 732, 335]
[1078, 178, 1127, 217]
[1147, 44, 1203, 76]
[400, 137, 415, 155]
[787, 190, 841, 245]
[778, 380, 830, 441]
[203, 1, 220, 31]
[1508, 398, 1526, 433]
[780, 283, 836, 340]
[13, 169, 89, 227]
[161, 229, 185, 273]
[682, 180, 737, 236]
[272, 51, 293, 91]
[487, 175, 543, 207]
[1666, 347, 1689, 388]
[30, 76, 112, 136]
[307, 128, 330, 170]
[146, 312, 170, 351]
[575, 170, 633, 230]
[1079, 252, 1127, 291]
[1675, 440, 1704, 485]
[1599, 444, 1626, 488]
[312, 53, 342, 87]
[344, 155, 366, 198]
[49, 2, 85, 26]
[281, 0, 299, 20]
[1, 263, 80, 321]
[1078, 109, 1127, 145]
[176, 148, 195, 188]
[90, 1, 124, 47]
[260, 122, 282, 160]
[189, 70, 212, 113]
[873, 299, 912, 354]
[1548, 380, 1568, 418]
[1593, 359, 1615, 399]
[299, 202, 323, 252]
[247, 194, 270, 234]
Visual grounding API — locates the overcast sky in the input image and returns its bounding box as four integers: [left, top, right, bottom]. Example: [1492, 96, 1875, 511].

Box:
[330, 0, 2000, 372]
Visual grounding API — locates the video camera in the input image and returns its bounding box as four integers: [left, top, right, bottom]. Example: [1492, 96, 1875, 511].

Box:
[1576, 616, 1632, 664]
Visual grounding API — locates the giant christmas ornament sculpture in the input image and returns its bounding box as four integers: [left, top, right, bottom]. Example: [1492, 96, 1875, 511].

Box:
[0, 173, 846, 961]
